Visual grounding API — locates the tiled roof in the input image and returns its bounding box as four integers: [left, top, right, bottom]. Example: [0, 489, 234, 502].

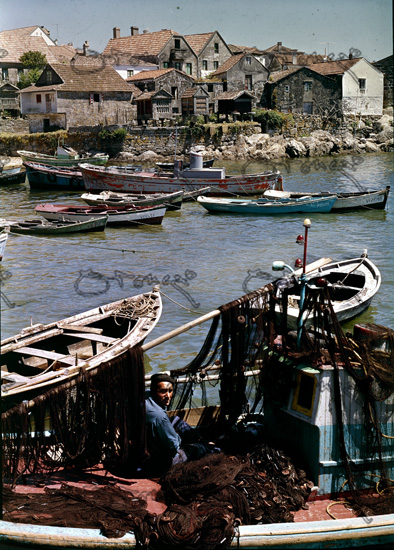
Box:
[228, 44, 264, 55]
[20, 63, 131, 93]
[267, 66, 303, 83]
[184, 32, 216, 54]
[126, 68, 195, 82]
[273, 54, 329, 66]
[0, 27, 76, 64]
[309, 58, 361, 75]
[263, 43, 304, 54]
[211, 54, 245, 76]
[103, 29, 179, 58]
[216, 90, 255, 100]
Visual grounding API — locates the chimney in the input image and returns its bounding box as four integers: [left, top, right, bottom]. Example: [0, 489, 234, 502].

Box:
[349, 52, 353, 59]
[83, 40, 89, 56]
[113, 27, 120, 39]
[292, 50, 297, 65]
[277, 41, 282, 52]
[143, 29, 149, 34]
[131, 26, 139, 36]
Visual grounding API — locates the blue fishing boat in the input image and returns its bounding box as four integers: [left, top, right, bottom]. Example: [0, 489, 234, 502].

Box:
[0, 165, 26, 185]
[197, 194, 337, 214]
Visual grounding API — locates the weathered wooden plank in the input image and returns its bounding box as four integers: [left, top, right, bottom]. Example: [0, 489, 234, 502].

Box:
[58, 323, 103, 334]
[62, 332, 117, 344]
[13, 347, 76, 365]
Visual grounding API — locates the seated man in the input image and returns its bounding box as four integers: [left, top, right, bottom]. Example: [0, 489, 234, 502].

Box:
[144, 373, 213, 476]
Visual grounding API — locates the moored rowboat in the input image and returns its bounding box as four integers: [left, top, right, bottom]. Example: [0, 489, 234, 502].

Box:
[81, 189, 184, 210]
[0, 216, 108, 235]
[18, 145, 109, 167]
[24, 162, 85, 190]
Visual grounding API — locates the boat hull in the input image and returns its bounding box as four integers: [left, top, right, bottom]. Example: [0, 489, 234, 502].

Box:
[6, 217, 108, 235]
[25, 162, 85, 190]
[197, 195, 337, 214]
[0, 166, 26, 185]
[289, 187, 390, 211]
[80, 163, 283, 196]
[35, 203, 167, 226]
[81, 189, 184, 210]
[0, 230, 8, 260]
[18, 150, 109, 167]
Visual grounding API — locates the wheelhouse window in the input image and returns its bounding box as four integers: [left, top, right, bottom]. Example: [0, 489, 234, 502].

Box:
[291, 371, 317, 417]
[359, 78, 366, 92]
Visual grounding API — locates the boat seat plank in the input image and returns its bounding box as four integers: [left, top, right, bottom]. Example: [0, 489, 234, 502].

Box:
[58, 323, 103, 334]
[13, 346, 76, 365]
[62, 332, 117, 344]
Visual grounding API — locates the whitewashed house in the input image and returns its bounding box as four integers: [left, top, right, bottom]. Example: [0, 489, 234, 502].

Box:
[311, 57, 384, 116]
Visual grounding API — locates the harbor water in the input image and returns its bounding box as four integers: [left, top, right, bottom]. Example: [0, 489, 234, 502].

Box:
[1, 151, 393, 374]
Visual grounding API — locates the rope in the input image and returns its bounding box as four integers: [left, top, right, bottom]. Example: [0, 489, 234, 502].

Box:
[113, 291, 159, 324]
[159, 289, 202, 314]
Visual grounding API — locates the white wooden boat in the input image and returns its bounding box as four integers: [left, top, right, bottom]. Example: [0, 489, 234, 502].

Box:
[34, 203, 167, 226]
[81, 189, 184, 210]
[1, 288, 162, 400]
[275, 252, 381, 329]
[197, 194, 337, 214]
[265, 186, 390, 211]
[0, 228, 8, 260]
[18, 145, 109, 167]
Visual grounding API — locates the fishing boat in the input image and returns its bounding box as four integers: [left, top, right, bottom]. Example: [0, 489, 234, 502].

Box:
[1, 263, 393, 549]
[196, 194, 337, 214]
[79, 151, 283, 196]
[24, 162, 85, 190]
[17, 144, 109, 167]
[35, 202, 167, 226]
[0, 228, 8, 260]
[0, 216, 108, 235]
[81, 189, 184, 210]
[1, 287, 162, 401]
[0, 164, 26, 185]
[272, 251, 381, 330]
[264, 186, 391, 211]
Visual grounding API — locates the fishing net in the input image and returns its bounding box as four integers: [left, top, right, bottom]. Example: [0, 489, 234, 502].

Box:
[2, 280, 394, 547]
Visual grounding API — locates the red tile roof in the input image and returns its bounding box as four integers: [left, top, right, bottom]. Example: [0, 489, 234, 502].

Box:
[126, 68, 195, 82]
[211, 54, 245, 76]
[309, 58, 361, 75]
[20, 63, 131, 93]
[103, 30, 179, 58]
[184, 32, 216, 54]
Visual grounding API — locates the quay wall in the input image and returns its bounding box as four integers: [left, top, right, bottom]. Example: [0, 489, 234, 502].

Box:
[0, 112, 392, 162]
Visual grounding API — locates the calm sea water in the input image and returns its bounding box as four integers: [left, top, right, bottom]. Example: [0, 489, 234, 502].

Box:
[1, 152, 393, 373]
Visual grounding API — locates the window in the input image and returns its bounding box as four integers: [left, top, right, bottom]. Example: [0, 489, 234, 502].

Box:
[245, 75, 252, 90]
[127, 70, 134, 78]
[207, 84, 213, 92]
[202, 60, 208, 71]
[171, 87, 178, 99]
[163, 62, 169, 69]
[304, 81, 312, 92]
[213, 61, 219, 70]
[36, 94, 42, 103]
[46, 70, 52, 83]
[359, 78, 366, 92]
[303, 102, 313, 114]
[291, 371, 317, 417]
[174, 38, 181, 49]
[284, 85, 290, 92]
[90, 93, 102, 104]
[174, 62, 182, 71]
[17, 68, 24, 82]
[186, 63, 192, 75]
[214, 42, 219, 53]
[246, 56, 252, 65]
[1, 68, 8, 80]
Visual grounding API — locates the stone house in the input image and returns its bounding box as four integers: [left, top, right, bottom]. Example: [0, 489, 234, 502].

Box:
[210, 53, 269, 107]
[310, 58, 384, 115]
[262, 66, 341, 115]
[261, 42, 328, 72]
[0, 26, 76, 87]
[126, 68, 195, 120]
[183, 31, 233, 78]
[0, 82, 20, 116]
[103, 27, 198, 78]
[373, 55, 393, 109]
[19, 62, 134, 132]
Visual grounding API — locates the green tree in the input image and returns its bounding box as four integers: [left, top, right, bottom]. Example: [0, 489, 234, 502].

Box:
[18, 50, 47, 89]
